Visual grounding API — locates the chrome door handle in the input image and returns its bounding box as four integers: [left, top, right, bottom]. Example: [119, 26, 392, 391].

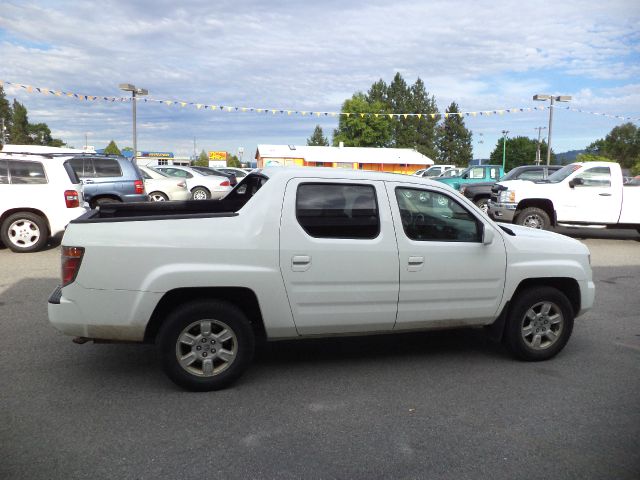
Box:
[291, 255, 312, 272]
[407, 256, 424, 272]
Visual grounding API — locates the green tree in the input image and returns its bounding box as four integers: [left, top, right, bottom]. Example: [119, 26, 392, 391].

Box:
[489, 136, 554, 171]
[586, 123, 640, 169]
[408, 78, 440, 159]
[364, 75, 440, 159]
[10, 100, 31, 144]
[576, 153, 610, 162]
[103, 140, 121, 155]
[0, 86, 12, 147]
[227, 154, 241, 167]
[333, 93, 393, 147]
[435, 102, 472, 167]
[307, 125, 329, 146]
[194, 149, 209, 167]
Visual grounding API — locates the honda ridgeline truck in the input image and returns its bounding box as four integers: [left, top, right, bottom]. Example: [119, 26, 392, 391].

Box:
[48, 168, 595, 391]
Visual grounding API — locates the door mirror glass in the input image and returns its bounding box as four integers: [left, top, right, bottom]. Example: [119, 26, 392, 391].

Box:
[569, 177, 584, 188]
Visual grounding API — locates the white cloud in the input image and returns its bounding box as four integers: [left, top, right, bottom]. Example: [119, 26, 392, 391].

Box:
[0, 0, 638, 157]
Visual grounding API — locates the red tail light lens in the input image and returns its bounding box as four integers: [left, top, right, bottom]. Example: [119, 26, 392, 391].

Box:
[177, 181, 187, 188]
[220, 180, 230, 187]
[62, 246, 85, 287]
[134, 180, 145, 194]
[64, 190, 80, 208]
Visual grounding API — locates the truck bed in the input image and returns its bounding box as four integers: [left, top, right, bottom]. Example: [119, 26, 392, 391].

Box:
[72, 198, 241, 224]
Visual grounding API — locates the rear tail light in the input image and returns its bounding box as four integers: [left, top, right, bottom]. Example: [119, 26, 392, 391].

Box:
[134, 180, 145, 194]
[177, 181, 187, 188]
[220, 180, 230, 187]
[61, 246, 85, 287]
[64, 190, 80, 208]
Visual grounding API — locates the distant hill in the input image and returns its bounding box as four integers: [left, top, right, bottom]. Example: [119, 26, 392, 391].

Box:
[555, 149, 586, 165]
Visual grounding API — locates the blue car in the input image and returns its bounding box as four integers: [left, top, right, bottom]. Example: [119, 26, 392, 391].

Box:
[68, 155, 148, 208]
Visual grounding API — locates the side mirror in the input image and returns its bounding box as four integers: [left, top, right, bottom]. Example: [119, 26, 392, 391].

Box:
[482, 225, 495, 245]
[568, 177, 583, 188]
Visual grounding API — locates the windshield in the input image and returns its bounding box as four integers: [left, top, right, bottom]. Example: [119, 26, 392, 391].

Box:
[191, 166, 218, 176]
[500, 168, 522, 181]
[145, 167, 170, 178]
[546, 164, 582, 183]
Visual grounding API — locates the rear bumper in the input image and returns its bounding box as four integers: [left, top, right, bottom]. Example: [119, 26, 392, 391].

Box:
[488, 201, 516, 223]
[168, 190, 192, 201]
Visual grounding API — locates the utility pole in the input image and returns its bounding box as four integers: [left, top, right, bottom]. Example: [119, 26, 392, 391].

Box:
[501, 130, 509, 170]
[119, 84, 148, 165]
[533, 94, 572, 165]
[534, 126, 547, 165]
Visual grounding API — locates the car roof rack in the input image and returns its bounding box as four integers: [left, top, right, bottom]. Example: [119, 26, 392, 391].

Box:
[0, 151, 123, 159]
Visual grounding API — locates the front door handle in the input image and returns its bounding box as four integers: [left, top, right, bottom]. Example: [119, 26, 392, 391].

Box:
[407, 256, 424, 272]
[599, 193, 612, 196]
[291, 255, 312, 272]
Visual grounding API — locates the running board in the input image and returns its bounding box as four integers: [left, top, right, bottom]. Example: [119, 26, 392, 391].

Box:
[557, 223, 607, 229]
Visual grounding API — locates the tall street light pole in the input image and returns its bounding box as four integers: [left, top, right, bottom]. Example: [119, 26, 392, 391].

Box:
[533, 94, 571, 165]
[534, 126, 547, 165]
[119, 83, 148, 165]
[501, 130, 509, 170]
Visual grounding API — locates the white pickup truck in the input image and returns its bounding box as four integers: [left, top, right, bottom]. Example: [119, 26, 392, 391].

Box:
[488, 161, 640, 231]
[48, 168, 595, 391]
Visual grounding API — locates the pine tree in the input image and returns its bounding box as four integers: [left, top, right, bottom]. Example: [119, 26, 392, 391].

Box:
[10, 100, 31, 144]
[104, 140, 122, 155]
[408, 78, 440, 159]
[436, 102, 472, 167]
[195, 149, 209, 167]
[307, 125, 329, 146]
[0, 86, 12, 147]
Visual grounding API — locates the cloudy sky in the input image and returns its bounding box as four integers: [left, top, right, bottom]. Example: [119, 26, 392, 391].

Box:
[1, 0, 639, 162]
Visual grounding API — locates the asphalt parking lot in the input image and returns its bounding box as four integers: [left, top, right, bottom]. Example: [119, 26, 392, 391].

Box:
[1, 229, 639, 480]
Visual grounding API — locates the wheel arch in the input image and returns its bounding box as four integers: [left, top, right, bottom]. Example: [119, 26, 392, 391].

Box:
[1, 208, 51, 233]
[512, 277, 580, 317]
[490, 277, 581, 341]
[516, 199, 557, 225]
[144, 287, 266, 343]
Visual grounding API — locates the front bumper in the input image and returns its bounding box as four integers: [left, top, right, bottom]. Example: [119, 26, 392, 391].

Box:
[488, 201, 517, 223]
[578, 280, 596, 318]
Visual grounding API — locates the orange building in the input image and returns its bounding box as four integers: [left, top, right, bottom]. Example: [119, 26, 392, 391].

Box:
[255, 144, 434, 174]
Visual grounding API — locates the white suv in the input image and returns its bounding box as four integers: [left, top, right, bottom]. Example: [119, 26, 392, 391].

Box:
[0, 146, 89, 252]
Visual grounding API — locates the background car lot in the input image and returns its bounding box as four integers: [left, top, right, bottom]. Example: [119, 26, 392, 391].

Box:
[1, 229, 639, 479]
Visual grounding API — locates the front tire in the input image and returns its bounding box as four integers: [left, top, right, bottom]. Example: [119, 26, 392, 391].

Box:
[516, 207, 550, 230]
[475, 198, 489, 214]
[158, 300, 255, 391]
[1, 212, 49, 253]
[504, 286, 574, 361]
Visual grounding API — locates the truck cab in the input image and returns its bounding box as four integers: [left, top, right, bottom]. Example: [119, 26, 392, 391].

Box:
[436, 165, 504, 192]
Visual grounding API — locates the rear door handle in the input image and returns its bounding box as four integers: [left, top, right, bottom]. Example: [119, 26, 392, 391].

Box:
[599, 193, 611, 196]
[83, 179, 94, 184]
[291, 255, 312, 272]
[407, 256, 424, 272]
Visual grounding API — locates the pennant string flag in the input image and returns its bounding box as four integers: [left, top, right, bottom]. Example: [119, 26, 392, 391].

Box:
[2, 80, 639, 122]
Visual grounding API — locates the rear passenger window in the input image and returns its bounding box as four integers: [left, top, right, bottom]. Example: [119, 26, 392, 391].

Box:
[296, 183, 380, 239]
[8, 161, 47, 184]
[69, 158, 95, 178]
[0, 160, 8, 184]
[94, 159, 122, 177]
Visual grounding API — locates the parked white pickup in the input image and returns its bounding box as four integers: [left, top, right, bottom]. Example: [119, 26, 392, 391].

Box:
[488, 161, 640, 231]
[48, 167, 595, 391]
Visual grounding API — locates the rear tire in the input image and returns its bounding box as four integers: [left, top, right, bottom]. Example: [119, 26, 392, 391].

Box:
[191, 187, 211, 200]
[149, 191, 169, 202]
[504, 286, 574, 361]
[91, 197, 122, 209]
[158, 300, 255, 391]
[1, 212, 49, 253]
[515, 207, 550, 230]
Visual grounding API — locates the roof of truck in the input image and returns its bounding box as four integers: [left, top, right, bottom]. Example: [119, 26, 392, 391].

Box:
[259, 166, 448, 188]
